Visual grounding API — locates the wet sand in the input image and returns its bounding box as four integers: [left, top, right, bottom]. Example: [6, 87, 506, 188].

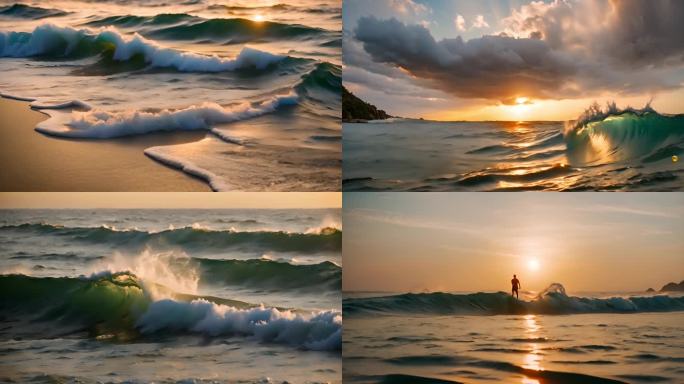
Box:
[0, 98, 211, 191]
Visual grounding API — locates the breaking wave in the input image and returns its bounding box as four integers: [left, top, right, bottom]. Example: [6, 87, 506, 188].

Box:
[0, 24, 289, 72]
[564, 102, 684, 166]
[34, 92, 299, 139]
[0, 223, 342, 254]
[0, 273, 341, 350]
[344, 283, 684, 316]
[13, 62, 339, 141]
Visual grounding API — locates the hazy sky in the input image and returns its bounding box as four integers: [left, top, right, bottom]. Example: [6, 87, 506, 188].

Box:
[343, 193, 684, 293]
[343, 0, 684, 121]
[0, 193, 341, 209]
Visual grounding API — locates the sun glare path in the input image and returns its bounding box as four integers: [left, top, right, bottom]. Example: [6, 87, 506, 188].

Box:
[522, 314, 544, 383]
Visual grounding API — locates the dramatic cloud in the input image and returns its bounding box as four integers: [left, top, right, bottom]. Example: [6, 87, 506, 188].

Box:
[503, 0, 684, 66]
[354, 16, 580, 103]
[353, 0, 684, 104]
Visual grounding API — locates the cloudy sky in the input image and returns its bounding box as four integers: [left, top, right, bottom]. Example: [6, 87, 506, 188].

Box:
[343, 193, 684, 293]
[343, 0, 684, 120]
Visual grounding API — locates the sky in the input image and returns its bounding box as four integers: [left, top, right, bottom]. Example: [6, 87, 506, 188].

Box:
[343, 0, 684, 121]
[0, 193, 341, 209]
[343, 192, 684, 293]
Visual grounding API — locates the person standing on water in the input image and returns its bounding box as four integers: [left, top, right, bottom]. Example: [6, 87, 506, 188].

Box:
[511, 275, 521, 299]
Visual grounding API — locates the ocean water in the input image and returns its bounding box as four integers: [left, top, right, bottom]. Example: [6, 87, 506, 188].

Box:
[0, 208, 342, 383]
[343, 109, 684, 191]
[0, 0, 341, 191]
[343, 287, 684, 384]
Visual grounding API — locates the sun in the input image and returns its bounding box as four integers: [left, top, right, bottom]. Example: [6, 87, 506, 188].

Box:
[515, 97, 529, 105]
[253, 14, 264, 22]
[527, 258, 540, 271]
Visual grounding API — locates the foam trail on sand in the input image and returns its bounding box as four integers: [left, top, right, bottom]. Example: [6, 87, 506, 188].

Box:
[35, 93, 298, 139]
[143, 146, 228, 191]
[0, 92, 37, 102]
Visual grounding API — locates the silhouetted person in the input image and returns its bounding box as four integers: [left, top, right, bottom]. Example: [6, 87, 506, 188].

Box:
[511, 274, 521, 298]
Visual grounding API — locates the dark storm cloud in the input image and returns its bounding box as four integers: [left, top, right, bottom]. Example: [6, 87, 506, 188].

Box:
[352, 0, 684, 103]
[356, 16, 582, 103]
[609, 0, 684, 64]
[506, 0, 684, 67]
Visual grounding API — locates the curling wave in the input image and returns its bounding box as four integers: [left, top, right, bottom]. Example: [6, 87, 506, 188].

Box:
[344, 283, 684, 316]
[0, 223, 342, 254]
[0, 273, 341, 350]
[0, 24, 288, 72]
[564, 102, 684, 166]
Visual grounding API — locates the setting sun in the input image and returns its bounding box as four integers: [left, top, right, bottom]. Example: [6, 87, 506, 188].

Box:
[516, 97, 529, 105]
[253, 14, 264, 22]
[528, 258, 541, 271]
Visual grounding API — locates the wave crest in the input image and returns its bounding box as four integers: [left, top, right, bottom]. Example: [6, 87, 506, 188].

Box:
[34, 93, 298, 139]
[0, 223, 342, 253]
[564, 102, 684, 166]
[0, 24, 287, 72]
[0, 273, 340, 350]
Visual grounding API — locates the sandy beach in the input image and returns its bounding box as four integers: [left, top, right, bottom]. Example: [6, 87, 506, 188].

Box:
[0, 97, 210, 191]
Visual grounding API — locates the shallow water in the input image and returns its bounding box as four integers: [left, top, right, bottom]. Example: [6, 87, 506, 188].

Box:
[343, 116, 684, 191]
[0, 209, 342, 383]
[0, 0, 341, 191]
[343, 292, 684, 384]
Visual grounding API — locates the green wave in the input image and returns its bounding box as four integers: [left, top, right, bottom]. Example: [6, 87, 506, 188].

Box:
[565, 106, 684, 166]
[0, 223, 342, 254]
[85, 14, 330, 43]
[196, 258, 340, 291]
[0, 3, 67, 19]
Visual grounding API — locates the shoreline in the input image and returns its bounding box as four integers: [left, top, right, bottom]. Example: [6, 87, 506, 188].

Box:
[0, 97, 211, 191]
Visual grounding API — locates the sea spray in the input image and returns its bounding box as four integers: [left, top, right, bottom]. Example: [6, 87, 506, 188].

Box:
[0, 273, 341, 350]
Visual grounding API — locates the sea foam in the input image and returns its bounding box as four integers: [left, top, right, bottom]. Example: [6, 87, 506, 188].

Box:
[0, 24, 286, 72]
[137, 299, 341, 350]
[35, 93, 298, 139]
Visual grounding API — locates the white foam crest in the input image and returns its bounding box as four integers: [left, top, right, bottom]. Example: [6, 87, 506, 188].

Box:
[136, 300, 341, 351]
[305, 214, 342, 234]
[565, 100, 657, 134]
[0, 24, 287, 72]
[35, 92, 298, 139]
[90, 249, 199, 299]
